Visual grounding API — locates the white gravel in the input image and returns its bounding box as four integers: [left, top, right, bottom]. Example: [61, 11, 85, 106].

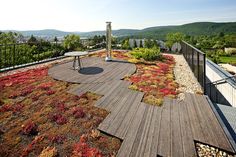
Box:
[168, 54, 203, 99]
[196, 143, 234, 157]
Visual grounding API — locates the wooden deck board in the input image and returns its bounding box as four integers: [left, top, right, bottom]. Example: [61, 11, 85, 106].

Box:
[130, 105, 155, 157]
[96, 83, 131, 110]
[185, 93, 205, 142]
[95, 85, 126, 109]
[117, 103, 147, 157]
[143, 105, 161, 157]
[98, 89, 133, 132]
[179, 100, 197, 157]
[194, 94, 234, 152]
[157, 98, 171, 157]
[170, 99, 184, 157]
[191, 94, 219, 146]
[115, 92, 144, 139]
[106, 91, 139, 138]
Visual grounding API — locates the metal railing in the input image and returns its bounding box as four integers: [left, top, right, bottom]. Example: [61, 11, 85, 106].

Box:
[205, 59, 236, 106]
[180, 40, 206, 93]
[0, 42, 65, 71]
[206, 77, 236, 106]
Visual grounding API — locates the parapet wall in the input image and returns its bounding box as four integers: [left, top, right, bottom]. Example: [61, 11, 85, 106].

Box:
[206, 59, 236, 107]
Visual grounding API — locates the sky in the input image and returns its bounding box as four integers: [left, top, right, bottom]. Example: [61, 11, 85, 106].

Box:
[0, 0, 236, 32]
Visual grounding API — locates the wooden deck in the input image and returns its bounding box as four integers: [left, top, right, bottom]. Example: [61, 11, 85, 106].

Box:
[48, 56, 236, 156]
[48, 57, 136, 83]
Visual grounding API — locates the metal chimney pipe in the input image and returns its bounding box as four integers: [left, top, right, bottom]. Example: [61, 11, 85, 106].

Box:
[105, 22, 112, 61]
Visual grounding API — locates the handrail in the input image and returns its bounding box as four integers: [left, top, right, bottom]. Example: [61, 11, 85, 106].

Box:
[181, 40, 205, 55]
[206, 59, 236, 88]
[207, 75, 236, 86]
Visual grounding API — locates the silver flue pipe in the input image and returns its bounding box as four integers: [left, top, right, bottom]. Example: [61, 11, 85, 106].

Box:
[105, 22, 112, 61]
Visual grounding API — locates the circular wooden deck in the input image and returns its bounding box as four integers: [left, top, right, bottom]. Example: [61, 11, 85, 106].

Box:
[48, 57, 136, 84]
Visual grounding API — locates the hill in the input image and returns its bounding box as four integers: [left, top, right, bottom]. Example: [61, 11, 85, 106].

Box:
[2, 22, 236, 39]
[132, 22, 236, 39]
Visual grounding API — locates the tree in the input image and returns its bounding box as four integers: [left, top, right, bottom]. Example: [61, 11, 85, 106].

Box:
[224, 35, 236, 47]
[0, 32, 19, 44]
[27, 35, 38, 44]
[63, 34, 81, 51]
[133, 40, 137, 48]
[218, 32, 225, 38]
[144, 39, 154, 48]
[54, 37, 58, 43]
[121, 38, 130, 50]
[166, 32, 185, 48]
[139, 40, 143, 48]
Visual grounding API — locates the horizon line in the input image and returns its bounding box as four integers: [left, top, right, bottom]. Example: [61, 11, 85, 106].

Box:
[1, 21, 236, 33]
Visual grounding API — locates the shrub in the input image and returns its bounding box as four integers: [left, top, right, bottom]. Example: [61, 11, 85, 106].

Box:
[8, 92, 18, 99]
[12, 103, 24, 113]
[130, 47, 161, 61]
[0, 104, 12, 112]
[55, 102, 67, 112]
[48, 113, 67, 125]
[63, 34, 81, 51]
[38, 82, 54, 90]
[48, 134, 66, 144]
[46, 90, 55, 95]
[71, 142, 103, 157]
[143, 95, 163, 106]
[20, 87, 33, 96]
[38, 146, 58, 157]
[72, 107, 86, 118]
[22, 120, 38, 135]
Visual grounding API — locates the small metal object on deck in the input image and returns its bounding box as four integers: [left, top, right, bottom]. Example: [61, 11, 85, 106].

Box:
[64, 51, 88, 70]
[105, 22, 112, 61]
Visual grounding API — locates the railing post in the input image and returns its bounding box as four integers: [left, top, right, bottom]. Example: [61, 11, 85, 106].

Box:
[203, 53, 206, 94]
[183, 42, 186, 58]
[186, 44, 189, 63]
[197, 50, 200, 82]
[191, 48, 194, 71]
[185, 43, 187, 58]
[209, 84, 212, 100]
[4, 42, 7, 68]
[0, 46, 2, 69]
[13, 44, 16, 68]
[180, 41, 183, 54]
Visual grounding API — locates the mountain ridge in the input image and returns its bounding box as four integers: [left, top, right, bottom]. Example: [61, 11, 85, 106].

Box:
[1, 22, 236, 39]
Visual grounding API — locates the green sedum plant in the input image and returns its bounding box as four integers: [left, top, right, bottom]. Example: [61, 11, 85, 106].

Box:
[130, 47, 161, 61]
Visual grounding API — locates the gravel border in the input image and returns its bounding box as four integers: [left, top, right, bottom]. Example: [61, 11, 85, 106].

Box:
[167, 53, 203, 100]
[196, 142, 234, 157]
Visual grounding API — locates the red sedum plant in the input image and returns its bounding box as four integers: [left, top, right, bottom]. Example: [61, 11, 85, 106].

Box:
[72, 107, 86, 118]
[0, 59, 120, 156]
[22, 120, 38, 135]
[48, 113, 68, 125]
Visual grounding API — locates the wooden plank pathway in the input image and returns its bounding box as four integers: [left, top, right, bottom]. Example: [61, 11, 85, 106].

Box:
[48, 56, 236, 156]
[117, 95, 235, 157]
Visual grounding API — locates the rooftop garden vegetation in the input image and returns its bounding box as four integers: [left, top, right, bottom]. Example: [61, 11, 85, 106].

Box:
[0, 65, 121, 156]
